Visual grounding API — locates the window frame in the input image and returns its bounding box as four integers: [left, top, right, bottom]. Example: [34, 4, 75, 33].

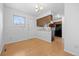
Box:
[13, 15, 26, 26]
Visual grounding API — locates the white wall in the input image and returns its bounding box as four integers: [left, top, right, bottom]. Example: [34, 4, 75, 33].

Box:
[64, 3, 79, 55]
[28, 17, 36, 38]
[35, 11, 52, 43]
[3, 7, 35, 44]
[36, 29, 51, 43]
[0, 3, 4, 52]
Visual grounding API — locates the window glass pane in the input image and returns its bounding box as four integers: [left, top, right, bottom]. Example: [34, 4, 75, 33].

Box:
[13, 15, 25, 25]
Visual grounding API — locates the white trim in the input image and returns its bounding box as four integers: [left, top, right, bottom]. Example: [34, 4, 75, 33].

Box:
[64, 48, 76, 56]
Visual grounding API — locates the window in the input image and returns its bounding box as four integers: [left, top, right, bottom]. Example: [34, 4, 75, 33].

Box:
[13, 15, 25, 25]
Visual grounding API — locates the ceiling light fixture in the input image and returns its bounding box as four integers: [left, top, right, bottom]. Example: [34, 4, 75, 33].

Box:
[35, 4, 43, 12]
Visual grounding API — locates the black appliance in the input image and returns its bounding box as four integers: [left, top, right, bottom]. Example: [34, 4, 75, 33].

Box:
[55, 24, 62, 37]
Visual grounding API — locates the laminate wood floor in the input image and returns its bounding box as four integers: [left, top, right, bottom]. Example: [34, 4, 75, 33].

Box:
[1, 37, 73, 56]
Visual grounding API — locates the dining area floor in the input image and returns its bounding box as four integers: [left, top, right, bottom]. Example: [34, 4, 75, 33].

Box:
[1, 37, 73, 56]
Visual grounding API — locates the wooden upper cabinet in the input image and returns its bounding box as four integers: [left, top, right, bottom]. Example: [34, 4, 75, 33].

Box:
[37, 15, 53, 27]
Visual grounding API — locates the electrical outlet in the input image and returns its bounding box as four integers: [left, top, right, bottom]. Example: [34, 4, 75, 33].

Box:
[4, 48, 6, 52]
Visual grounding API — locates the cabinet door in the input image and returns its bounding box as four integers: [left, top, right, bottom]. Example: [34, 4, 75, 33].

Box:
[37, 15, 53, 27]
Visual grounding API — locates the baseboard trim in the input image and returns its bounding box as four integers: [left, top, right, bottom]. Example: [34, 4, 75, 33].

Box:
[5, 37, 51, 45]
[64, 49, 76, 56]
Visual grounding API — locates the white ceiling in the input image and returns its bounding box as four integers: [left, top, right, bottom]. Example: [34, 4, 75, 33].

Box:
[4, 3, 64, 17]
